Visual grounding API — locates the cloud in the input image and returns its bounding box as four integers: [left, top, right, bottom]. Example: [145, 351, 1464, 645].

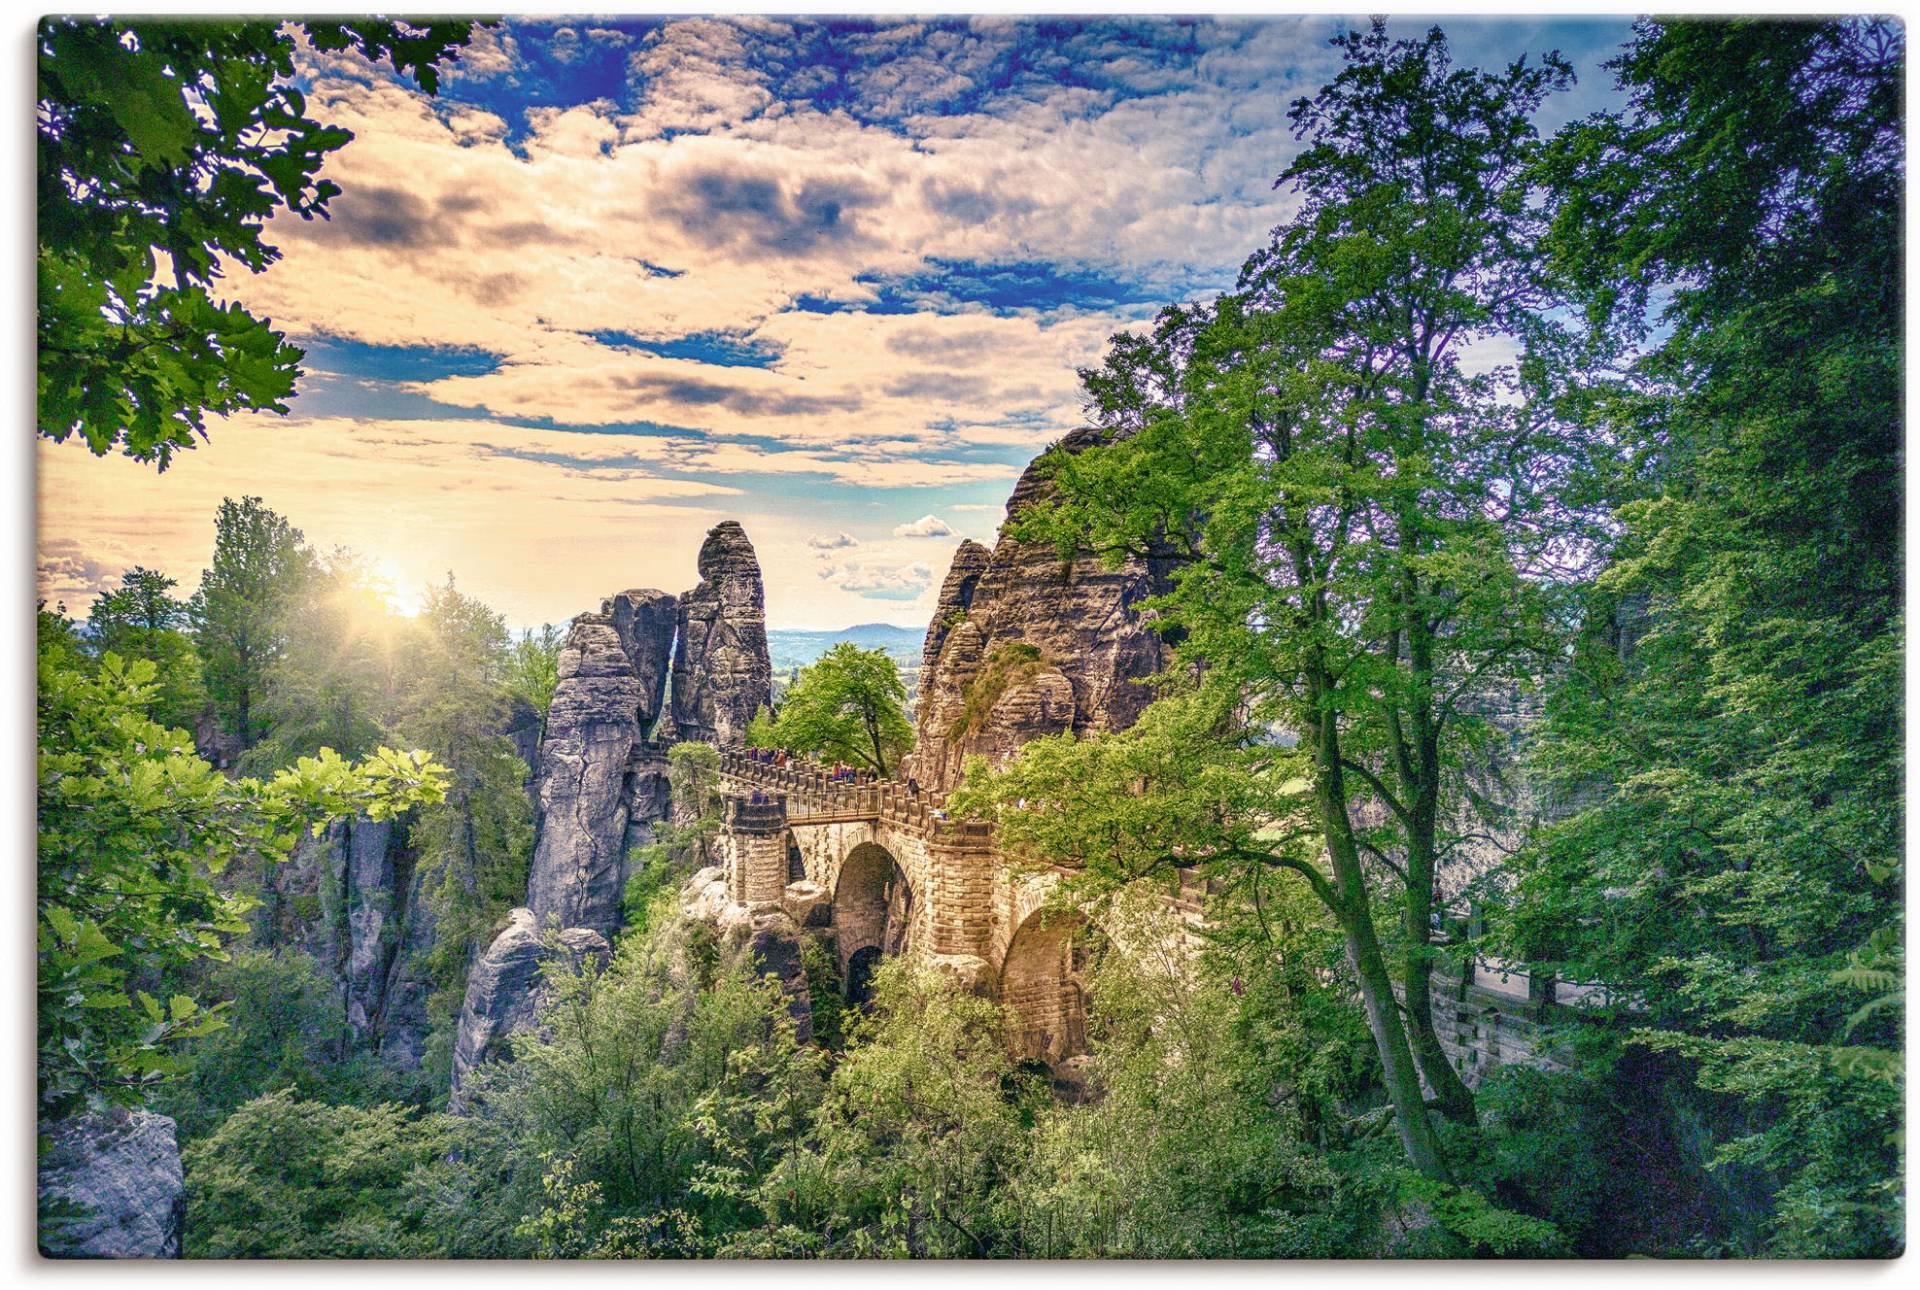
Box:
[817, 556, 936, 601]
[893, 514, 955, 538]
[37, 536, 137, 608]
[807, 531, 857, 550]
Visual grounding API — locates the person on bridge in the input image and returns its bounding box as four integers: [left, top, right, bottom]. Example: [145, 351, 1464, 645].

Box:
[906, 776, 920, 798]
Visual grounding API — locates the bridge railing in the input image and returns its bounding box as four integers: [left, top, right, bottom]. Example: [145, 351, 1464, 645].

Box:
[716, 745, 989, 841]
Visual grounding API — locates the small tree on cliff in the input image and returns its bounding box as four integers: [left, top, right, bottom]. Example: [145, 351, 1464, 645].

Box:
[753, 643, 913, 777]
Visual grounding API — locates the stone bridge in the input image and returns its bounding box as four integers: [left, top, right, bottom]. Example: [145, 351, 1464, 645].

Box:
[714, 747, 1209, 1066]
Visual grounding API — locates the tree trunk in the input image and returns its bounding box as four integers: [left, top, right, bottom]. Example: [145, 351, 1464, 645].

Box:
[1314, 707, 1452, 1180]
[1402, 833, 1478, 1125]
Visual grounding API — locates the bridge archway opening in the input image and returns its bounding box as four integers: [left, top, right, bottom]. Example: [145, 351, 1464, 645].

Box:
[1000, 909, 1105, 1073]
[832, 841, 914, 996]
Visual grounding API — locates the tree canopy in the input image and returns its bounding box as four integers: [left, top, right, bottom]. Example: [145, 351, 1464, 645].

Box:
[37, 17, 477, 466]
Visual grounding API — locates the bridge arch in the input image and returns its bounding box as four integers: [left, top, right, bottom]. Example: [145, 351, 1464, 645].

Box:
[833, 840, 915, 1000]
[999, 905, 1105, 1067]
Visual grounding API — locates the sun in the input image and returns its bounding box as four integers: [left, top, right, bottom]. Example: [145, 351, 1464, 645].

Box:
[368, 557, 426, 618]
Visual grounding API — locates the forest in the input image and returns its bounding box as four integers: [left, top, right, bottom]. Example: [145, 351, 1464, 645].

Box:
[35, 15, 1903, 1259]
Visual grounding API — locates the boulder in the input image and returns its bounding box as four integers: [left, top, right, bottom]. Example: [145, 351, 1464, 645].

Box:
[38, 1110, 184, 1258]
[449, 908, 610, 1110]
[670, 521, 772, 747]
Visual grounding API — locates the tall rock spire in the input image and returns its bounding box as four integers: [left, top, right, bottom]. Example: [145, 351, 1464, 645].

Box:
[670, 520, 772, 746]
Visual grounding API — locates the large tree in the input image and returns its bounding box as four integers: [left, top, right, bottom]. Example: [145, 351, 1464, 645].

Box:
[1498, 18, 1903, 1256]
[987, 23, 1587, 1175]
[398, 578, 534, 978]
[37, 17, 476, 466]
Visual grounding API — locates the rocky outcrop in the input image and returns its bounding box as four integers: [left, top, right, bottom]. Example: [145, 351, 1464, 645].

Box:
[336, 818, 398, 1036]
[526, 615, 647, 935]
[670, 521, 772, 747]
[288, 817, 407, 1044]
[687, 867, 815, 1043]
[374, 860, 438, 1070]
[921, 539, 991, 673]
[907, 427, 1178, 792]
[449, 908, 610, 1110]
[38, 1110, 184, 1258]
[454, 522, 770, 1107]
[605, 588, 678, 733]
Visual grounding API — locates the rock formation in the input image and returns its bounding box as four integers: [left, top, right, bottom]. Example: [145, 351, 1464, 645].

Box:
[449, 908, 610, 1110]
[670, 521, 772, 747]
[525, 615, 649, 935]
[453, 522, 768, 1104]
[907, 427, 1178, 792]
[38, 1110, 185, 1258]
[604, 588, 677, 734]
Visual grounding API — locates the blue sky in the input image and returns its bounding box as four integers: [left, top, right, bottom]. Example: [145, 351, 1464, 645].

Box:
[39, 14, 1636, 630]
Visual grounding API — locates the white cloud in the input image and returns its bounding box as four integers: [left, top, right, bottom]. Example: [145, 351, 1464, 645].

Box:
[893, 514, 955, 538]
[807, 530, 857, 550]
[817, 556, 936, 602]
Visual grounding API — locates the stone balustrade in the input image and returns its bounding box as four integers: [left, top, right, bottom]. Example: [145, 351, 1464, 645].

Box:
[716, 745, 990, 841]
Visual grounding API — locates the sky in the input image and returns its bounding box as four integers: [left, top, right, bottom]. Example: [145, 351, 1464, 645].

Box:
[37, 13, 1636, 632]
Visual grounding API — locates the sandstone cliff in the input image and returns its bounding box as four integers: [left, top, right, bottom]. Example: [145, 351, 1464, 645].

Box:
[449, 909, 610, 1111]
[453, 522, 767, 1103]
[670, 521, 772, 746]
[525, 614, 650, 935]
[907, 428, 1177, 792]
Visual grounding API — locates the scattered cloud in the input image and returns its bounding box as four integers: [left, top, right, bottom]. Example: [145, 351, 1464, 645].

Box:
[817, 555, 937, 602]
[807, 531, 857, 550]
[893, 514, 956, 538]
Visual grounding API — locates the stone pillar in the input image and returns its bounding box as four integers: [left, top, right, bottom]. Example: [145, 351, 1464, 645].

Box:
[923, 819, 996, 960]
[724, 793, 788, 905]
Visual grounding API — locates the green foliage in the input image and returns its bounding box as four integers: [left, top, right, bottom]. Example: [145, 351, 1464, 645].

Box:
[245, 554, 405, 769]
[947, 641, 1047, 740]
[190, 496, 314, 749]
[152, 949, 356, 1141]
[37, 17, 476, 466]
[182, 1091, 462, 1257]
[757, 642, 913, 775]
[1497, 16, 1904, 1257]
[86, 566, 205, 730]
[504, 623, 564, 726]
[1013, 900, 1348, 1257]
[744, 960, 1033, 1257]
[399, 579, 533, 980]
[461, 918, 823, 1257]
[37, 638, 447, 1121]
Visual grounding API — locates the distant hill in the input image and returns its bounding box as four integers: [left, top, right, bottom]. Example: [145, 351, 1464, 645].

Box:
[767, 623, 926, 702]
[767, 623, 922, 672]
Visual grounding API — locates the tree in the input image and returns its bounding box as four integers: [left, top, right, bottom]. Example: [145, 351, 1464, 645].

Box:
[752, 642, 913, 776]
[990, 22, 1585, 1175]
[462, 920, 822, 1258]
[399, 578, 534, 978]
[86, 565, 203, 729]
[36, 641, 447, 1121]
[37, 17, 477, 466]
[245, 552, 401, 769]
[504, 623, 565, 736]
[747, 960, 1034, 1257]
[1496, 17, 1903, 1256]
[182, 1092, 462, 1257]
[191, 496, 313, 748]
